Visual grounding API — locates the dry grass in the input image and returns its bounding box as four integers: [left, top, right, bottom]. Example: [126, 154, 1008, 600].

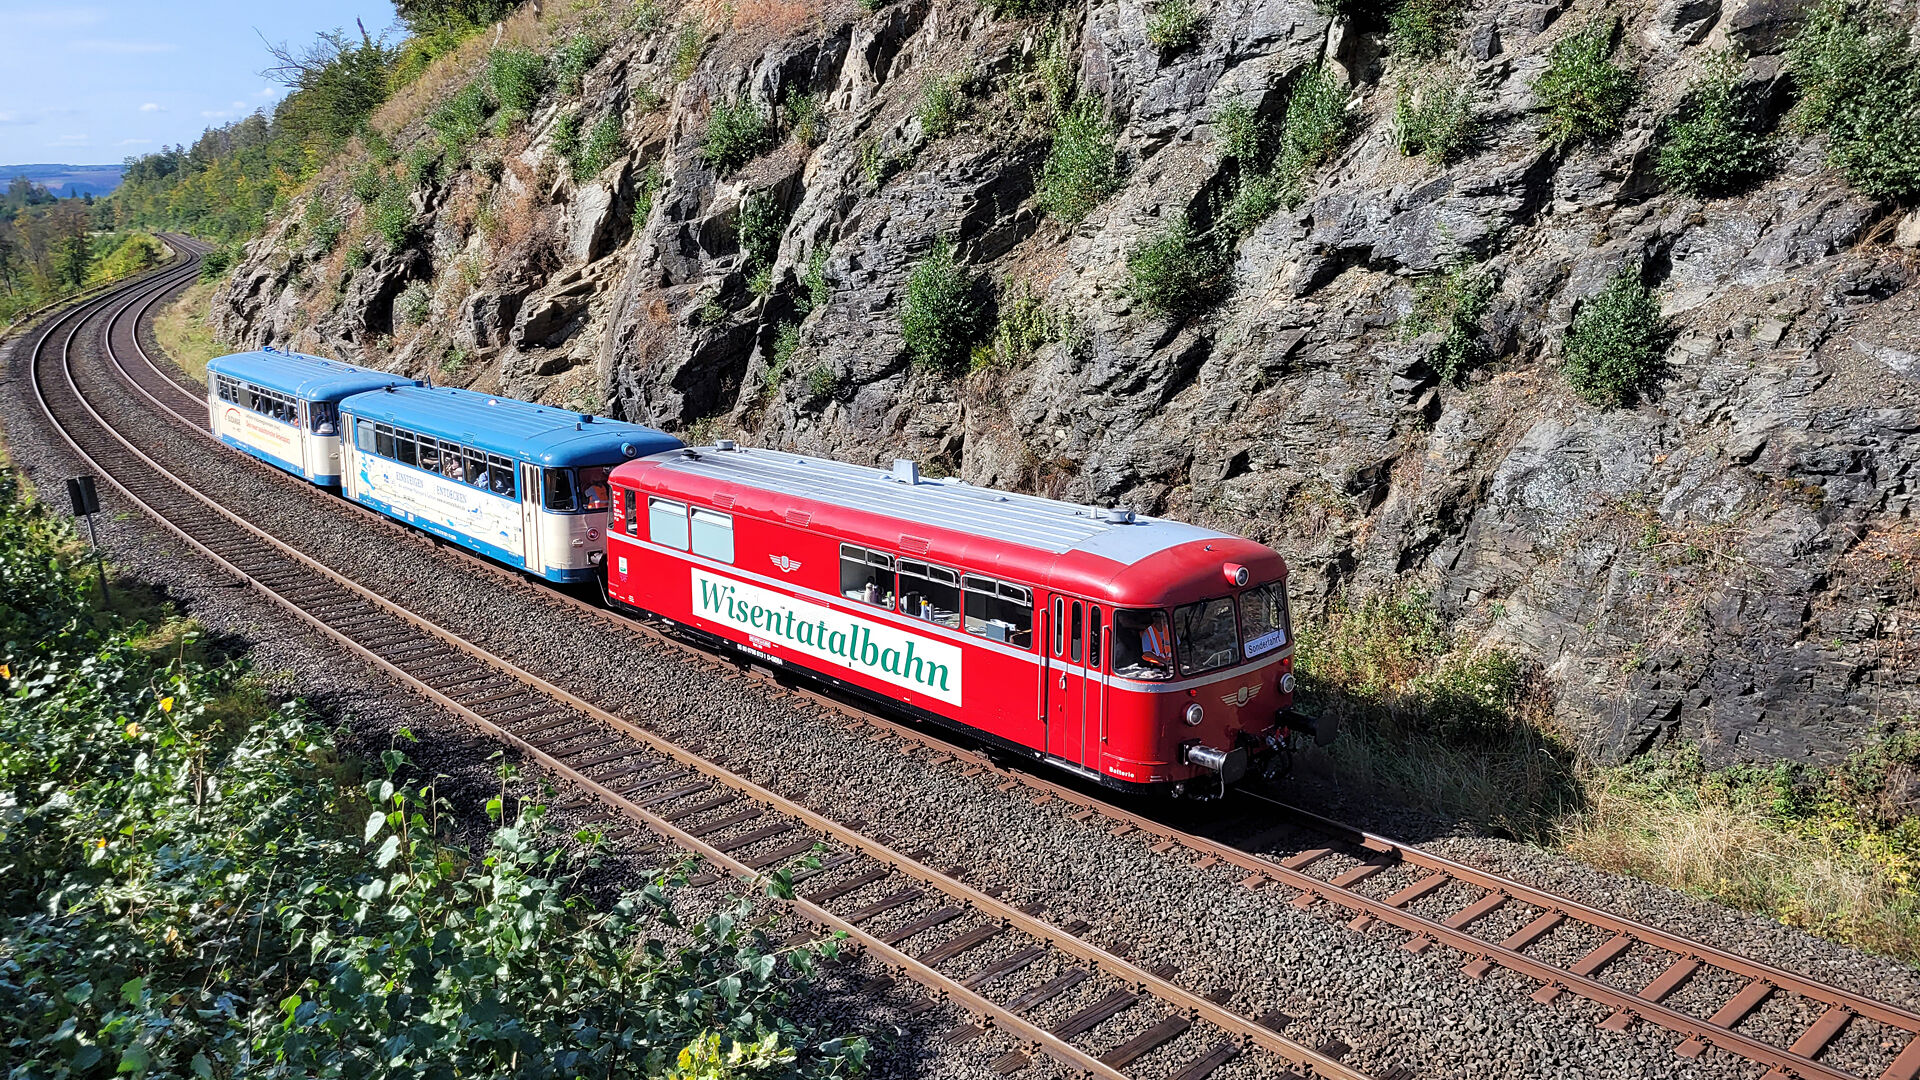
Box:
[732, 0, 817, 33]
[1563, 776, 1920, 964]
[152, 280, 233, 383]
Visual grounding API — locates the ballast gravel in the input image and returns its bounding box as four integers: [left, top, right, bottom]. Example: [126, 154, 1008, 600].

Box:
[5, 290, 1919, 1080]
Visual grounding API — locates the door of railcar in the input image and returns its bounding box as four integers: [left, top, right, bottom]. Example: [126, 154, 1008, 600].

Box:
[1043, 594, 1101, 767]
[518, 462, 543, 573]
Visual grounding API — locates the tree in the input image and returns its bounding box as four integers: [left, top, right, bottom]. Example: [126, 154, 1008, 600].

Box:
[52, 207, 92, 288]
[393, 0, 519, 34]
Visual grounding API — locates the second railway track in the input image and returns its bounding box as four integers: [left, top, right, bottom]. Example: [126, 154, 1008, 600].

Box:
[27, 244, 1920, 1080]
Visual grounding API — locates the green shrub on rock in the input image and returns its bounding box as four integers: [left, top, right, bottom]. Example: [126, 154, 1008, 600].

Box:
[901, 237, 980, 369]
[1127, 214, 1230, 317]
[1564, 271, 1664, 408]
[1275, 61, 1351, 203]
[703, 96, 773, 173]
[1533, 19, 1637, 149]
[1788, 0, 1920, 201]
[1404, 264, 1496, 382]
[1147, 0, 1205, 58]
[1657, 51, 1774, 198]
[1395, 78, 1478, 164]
[1038, 98, 1119, 224]
[1388, 0, 1464, 61]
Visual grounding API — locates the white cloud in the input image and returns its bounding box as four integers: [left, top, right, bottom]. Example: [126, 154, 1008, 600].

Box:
[256, 87, 281, 99]
[230, 101, 248, 110]
[140, 102, 164, 113]
[70, 39, 179, 54]
[14, 8, 105, 28]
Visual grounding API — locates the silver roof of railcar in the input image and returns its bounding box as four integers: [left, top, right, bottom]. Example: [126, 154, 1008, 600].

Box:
[643, 444, 1229, 562]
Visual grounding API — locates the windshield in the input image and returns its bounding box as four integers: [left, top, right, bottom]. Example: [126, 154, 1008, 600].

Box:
[1111, 609, 1174, 681]
[1173, 597, 1239, 676]
[1239, 582, 1289, 659]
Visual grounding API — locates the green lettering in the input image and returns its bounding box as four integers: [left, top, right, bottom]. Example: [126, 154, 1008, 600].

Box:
[881, 648, 901, 675]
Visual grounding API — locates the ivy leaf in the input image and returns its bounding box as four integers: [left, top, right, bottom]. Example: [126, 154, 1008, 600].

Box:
[364, 811, 385, 842]
[191, 1053, 213, 1078]
[375, 834, 401, 868]
[64, 981, 92, 1005]
[119, 976, 144, 1005]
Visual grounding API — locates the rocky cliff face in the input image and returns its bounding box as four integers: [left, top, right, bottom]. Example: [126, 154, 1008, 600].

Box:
[211, 0, 1920, 765]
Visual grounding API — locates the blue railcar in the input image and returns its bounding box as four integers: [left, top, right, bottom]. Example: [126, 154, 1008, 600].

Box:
[338, 386, 683, 582]
[206, 349, 417, 485]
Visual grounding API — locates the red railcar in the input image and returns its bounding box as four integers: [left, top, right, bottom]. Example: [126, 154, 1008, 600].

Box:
[605, 444, 1324, 793]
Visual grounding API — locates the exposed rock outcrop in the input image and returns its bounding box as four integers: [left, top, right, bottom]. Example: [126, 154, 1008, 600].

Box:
[211, 0, 1920, 765]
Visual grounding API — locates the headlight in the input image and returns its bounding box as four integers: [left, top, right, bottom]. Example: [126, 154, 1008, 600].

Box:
[1183, 702, 1204, 726]
[589, 550, 605, 565]
[1280, 673, 1295, 694]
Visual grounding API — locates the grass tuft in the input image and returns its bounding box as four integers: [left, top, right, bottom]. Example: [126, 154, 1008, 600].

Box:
[1147, 0, 1205, 58]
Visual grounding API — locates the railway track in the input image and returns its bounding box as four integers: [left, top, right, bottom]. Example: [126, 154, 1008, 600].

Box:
[28, 249, 1386, 1080]
[52, 241, 1920, 1080]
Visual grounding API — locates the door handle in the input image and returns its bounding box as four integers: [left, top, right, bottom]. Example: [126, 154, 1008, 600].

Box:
[1058, 674, 1067, 689]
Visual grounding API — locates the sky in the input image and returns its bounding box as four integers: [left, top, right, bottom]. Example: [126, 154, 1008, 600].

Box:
[0, 0, 400, 166]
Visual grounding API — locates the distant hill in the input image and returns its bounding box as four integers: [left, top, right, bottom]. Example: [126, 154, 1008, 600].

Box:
[1, 163, 125, 197]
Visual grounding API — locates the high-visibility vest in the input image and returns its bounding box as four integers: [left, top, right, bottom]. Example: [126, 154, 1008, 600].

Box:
[1142, 622, 1170, 661]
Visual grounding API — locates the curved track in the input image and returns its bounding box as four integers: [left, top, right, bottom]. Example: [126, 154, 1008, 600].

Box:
[28, 247, 1380, 1080]
[38, 242, 1920, 1080]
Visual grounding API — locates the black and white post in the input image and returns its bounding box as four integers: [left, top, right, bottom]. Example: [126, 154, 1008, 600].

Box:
[65, 475, 108, 604]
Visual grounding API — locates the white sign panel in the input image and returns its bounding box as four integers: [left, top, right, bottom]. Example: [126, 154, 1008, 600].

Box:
[359, 458, 524, 559]
[691, 568, 963, 706]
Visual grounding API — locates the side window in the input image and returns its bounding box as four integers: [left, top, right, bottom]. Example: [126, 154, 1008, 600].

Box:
[418, 438, 443, 474]
[840, 545, 895, 609]
[1089, 608, 1103, 670]
[1052, 597, 1066, 657]
[648, 497, 689, 550]
[310, 401, 338, 434]
[1173, 597, 1241, 676]
[464, 449, 487, 487]
[963, 576, 1034, 648]
[395, 430, 418, 467]
[374, 424, 394, 459]
[355, 418, 376, 453]
[1070, 601, 1083, 663]
[543, 468, 577, 512]
[690, 508, 734, 562]
[488, 455, 514, 497]
[899, 560, 961, 629]
[623, 488, 639, 535]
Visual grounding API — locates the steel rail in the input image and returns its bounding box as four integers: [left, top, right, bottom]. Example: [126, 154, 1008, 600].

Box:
[38, 266, 1381, 1080]
[103, 254, 1920, 1080]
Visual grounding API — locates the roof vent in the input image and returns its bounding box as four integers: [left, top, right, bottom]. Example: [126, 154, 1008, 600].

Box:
[620, 441, 637, 458]
[1104, 508, 1136, 525]
[715, 439, 737, 451]
[893, 459, 921, 485]
[580, 413, 594, 423]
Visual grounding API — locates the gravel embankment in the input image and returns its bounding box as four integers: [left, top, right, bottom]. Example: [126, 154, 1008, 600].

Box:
[7, 284, 1918, 1080]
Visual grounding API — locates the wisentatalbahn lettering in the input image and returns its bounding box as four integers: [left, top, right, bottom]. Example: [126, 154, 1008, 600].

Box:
[692, 569, 962, 705]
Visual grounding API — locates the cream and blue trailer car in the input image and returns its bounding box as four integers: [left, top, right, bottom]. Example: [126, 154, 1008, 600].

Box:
[207, 349, 416, 485]
[339, 385, 683, 582]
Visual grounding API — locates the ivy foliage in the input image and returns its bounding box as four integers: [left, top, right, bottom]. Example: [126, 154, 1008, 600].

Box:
[0, 474, 869, 1080]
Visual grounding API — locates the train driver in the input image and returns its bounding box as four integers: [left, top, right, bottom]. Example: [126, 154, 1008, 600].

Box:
[582, 476, 610, 510]
[1112, 609, 1174, 679]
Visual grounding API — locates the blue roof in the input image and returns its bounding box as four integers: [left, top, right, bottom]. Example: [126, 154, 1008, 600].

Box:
[339, 385, 683, 467]
[207, 349, 417, 400]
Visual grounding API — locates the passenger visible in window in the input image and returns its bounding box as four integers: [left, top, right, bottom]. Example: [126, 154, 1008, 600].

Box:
[1112, 609, 1174, 680]
[579, 466, 611, 510]
[419, 444, 440, 473]
[444, 455, 465, 482]
[311, 403, 338, 435]
[491, 471, 513, 497]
